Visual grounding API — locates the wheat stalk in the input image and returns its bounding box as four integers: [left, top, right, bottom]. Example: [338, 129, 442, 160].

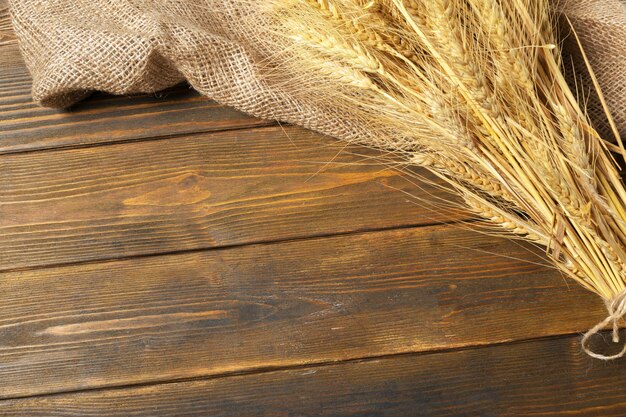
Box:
[257, 0, 626, 359]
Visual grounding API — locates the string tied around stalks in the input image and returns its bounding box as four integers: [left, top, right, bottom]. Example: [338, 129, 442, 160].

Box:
[582, 289, 626, 360]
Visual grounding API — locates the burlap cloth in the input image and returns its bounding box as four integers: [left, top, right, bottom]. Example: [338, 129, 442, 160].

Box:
[8, 0, 626, 140]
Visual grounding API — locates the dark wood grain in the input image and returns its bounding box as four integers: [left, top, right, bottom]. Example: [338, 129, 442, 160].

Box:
[0, 125, 465, 270]
[3, 334, 626, 417]
[0, 43, 274, 153]
[0, 2, 13, 47]
[0, 224, 605, 398]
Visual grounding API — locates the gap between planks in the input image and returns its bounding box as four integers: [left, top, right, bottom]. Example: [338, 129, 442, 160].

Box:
[0, 330, 600, 403]
[0, 124, 467, 271]
[0, 120, 279, 156]
[0, 217, 478, 274]
[4, 330, 622, 417]
[0, 221, 606, 400]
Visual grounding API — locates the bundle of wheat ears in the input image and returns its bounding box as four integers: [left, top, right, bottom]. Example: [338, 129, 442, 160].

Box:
[253, 0, 626, 359]
[9, 0, 626, 359]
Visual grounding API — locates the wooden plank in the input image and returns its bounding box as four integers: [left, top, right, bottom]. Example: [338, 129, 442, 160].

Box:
[0, 43, 274, 153]
[0, 2, 14, 47]
[2, 334, 622, 416]
[0, 125, 462, 270]
[0, 44, 24, 70]
[0, 225, 605, 398]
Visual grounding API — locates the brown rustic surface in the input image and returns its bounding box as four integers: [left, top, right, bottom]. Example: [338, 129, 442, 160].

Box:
[4, 335, 626, 417]
[0, 16, 623, 416]
[0, 125, 464, 271]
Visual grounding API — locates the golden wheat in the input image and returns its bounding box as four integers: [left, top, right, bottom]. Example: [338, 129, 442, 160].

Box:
[259, 0, 626, 358]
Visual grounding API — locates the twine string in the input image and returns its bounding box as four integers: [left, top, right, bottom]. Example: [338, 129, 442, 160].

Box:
[582, 290, 626, 360]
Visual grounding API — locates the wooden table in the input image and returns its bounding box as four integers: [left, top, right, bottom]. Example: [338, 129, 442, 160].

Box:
[2, 5, 626, 415]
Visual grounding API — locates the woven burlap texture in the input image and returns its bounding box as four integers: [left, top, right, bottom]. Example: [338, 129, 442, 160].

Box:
[560, 0, 626, 140]
[9, 0, 626, 140]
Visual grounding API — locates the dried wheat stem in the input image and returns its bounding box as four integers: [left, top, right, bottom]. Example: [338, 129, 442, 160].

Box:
[269, 0, 626, 358]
